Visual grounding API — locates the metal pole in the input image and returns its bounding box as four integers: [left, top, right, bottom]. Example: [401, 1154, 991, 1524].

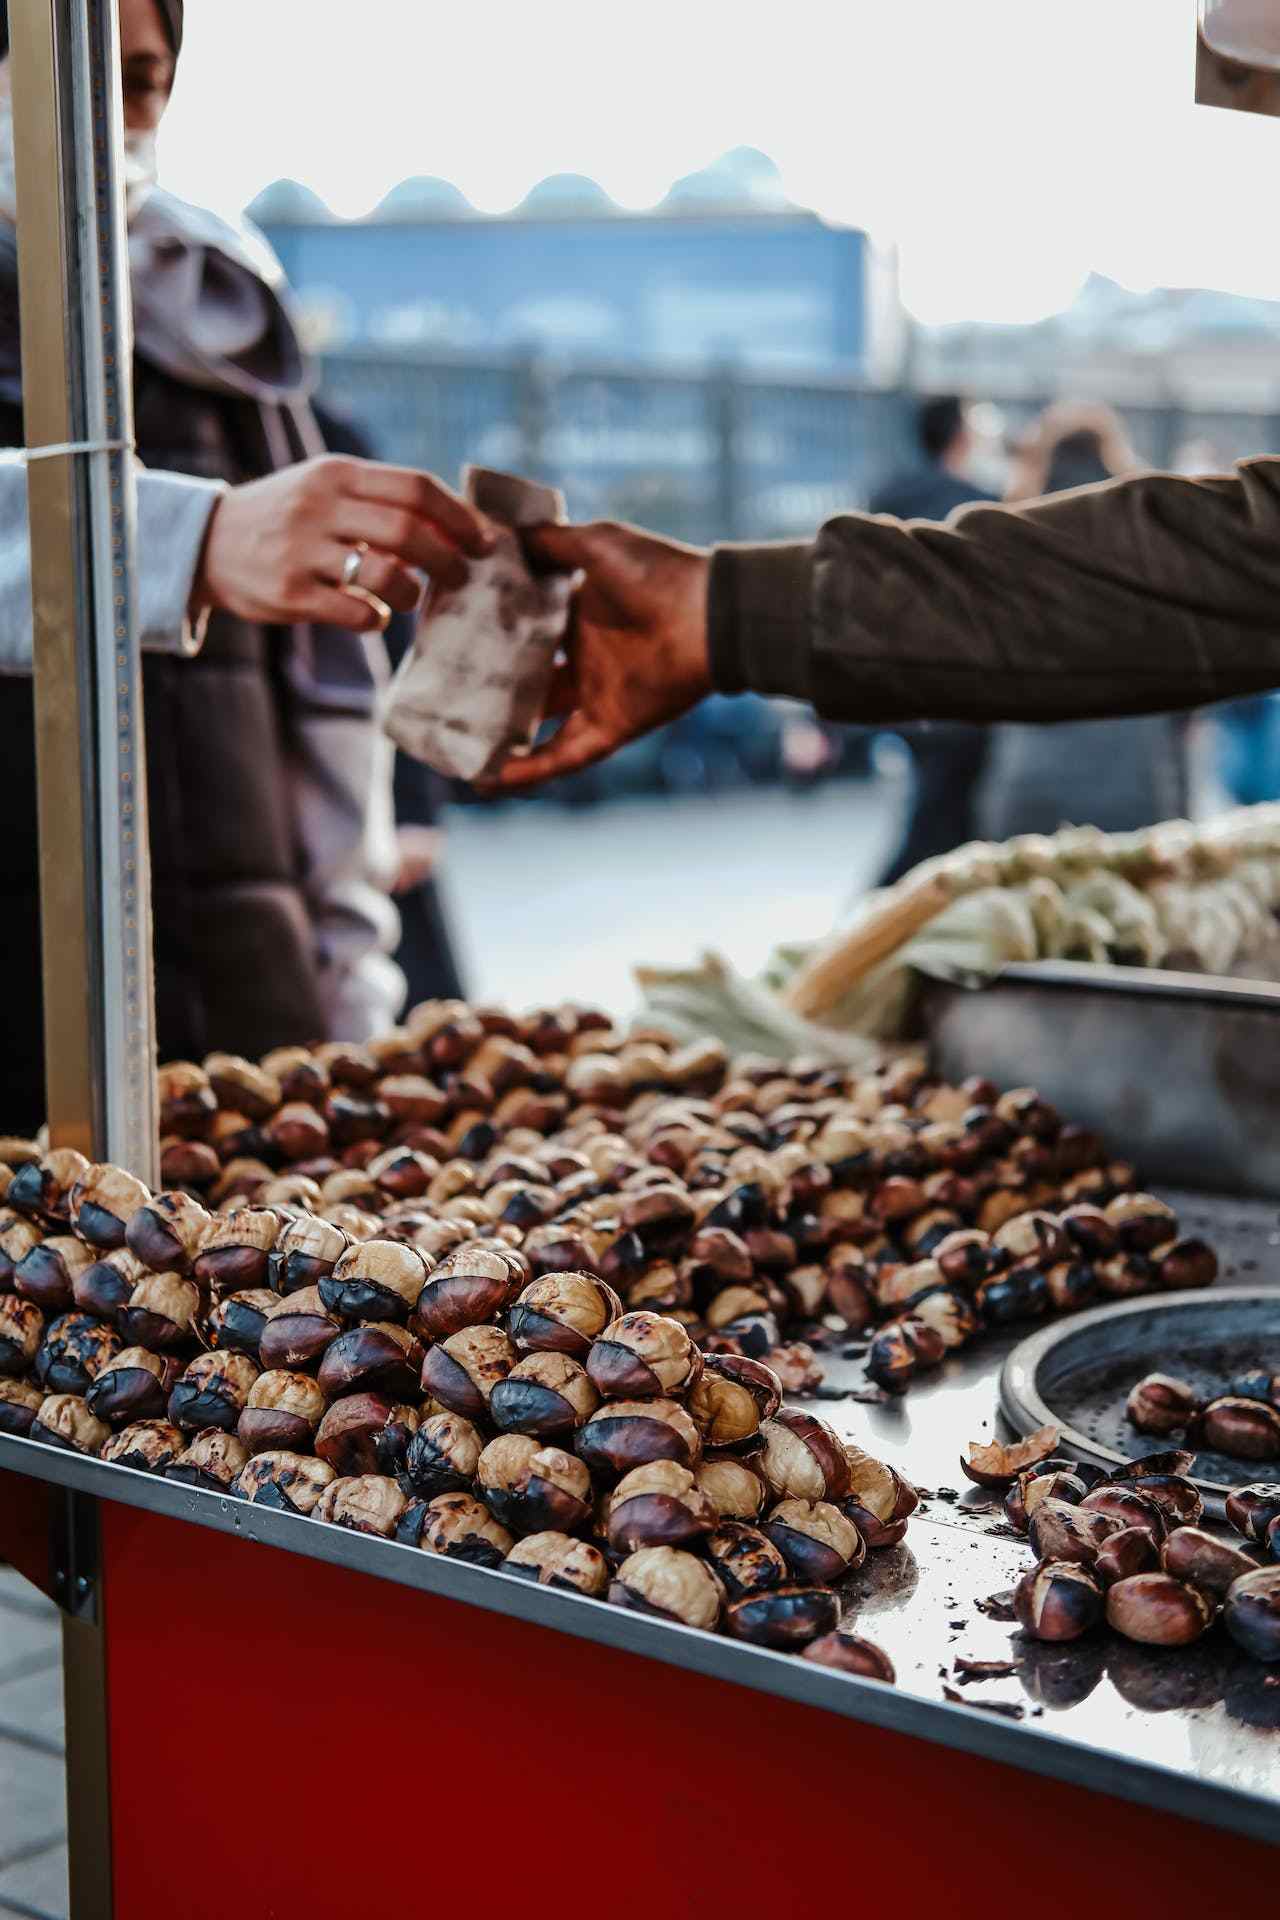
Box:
[9, 0, 157, 1182]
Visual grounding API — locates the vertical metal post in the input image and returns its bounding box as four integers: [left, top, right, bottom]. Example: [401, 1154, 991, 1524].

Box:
[10, 0, 157, 1181]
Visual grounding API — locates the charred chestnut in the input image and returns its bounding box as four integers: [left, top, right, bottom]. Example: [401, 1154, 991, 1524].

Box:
[1044, 1261, 1098, 1314]
[1191, 1395, 1280, 1462]
[8, 1148, 90, 1225]
[68, 1165, 150, 1251]
[168, 1350, 259, 1433]
[508, 1272, 622, 1359]
[764, 1498, 864, 1583]
[908, 1286, 980, 1352]
[477, 1434, 593, 1535]
[157, 1062, 217, 1139]
[72, 1250, 145, 1323]
[489, 1351, 598, 1437]
[1028, 1498, 1119, 1567]
[1105, 1572, 1214, 1646]
[420, 1325, 516, 1420]
[746, 1414, 843, 1510]
[0, 1378, 43, 1437]
[686, 1353, 781, 1452]
[1095, 1526, 1163, 1586]
[237, 1370, 326, 1453]
[192, 1209, 281, 1293]
[1222, 1567, 1280, 1662]
[29, 1393, 109, 1456]
[268, 1215, 348, 1296]
[1058, 1205, 1116, 1258]
[992, 1210, 1069, 1268]
[1225, 1484, 1280, 1543]
[724, 1584, 839, 1649]
[802, 1630, 896, 1681]
[85, 1347, 177, 1425]
[974, 1265, 1049, 1323]
[102, 1419, 184, 1473]
[0, 1294, 43, 1377]
[865, 1322, 916, 1395]
[314, 1392, 420, 1477]
[315, 1474, 409, 1537]
[1126, 1373, 1199, 1437]
[1155, 1237, 1218, 1292]
[605, 1460, 717, 1553]
[703, 1520, 787, 1598]
[118, 1272, 199, 1351]
[207, 1288, 277, 1361]
[159, 1434, 246, 1502]
[410, 1246, 520, 1343]
[419, 1491, 513, 1566]
[402, 1410, 484, 1497]
[610, 1546, 724, 1630]
[1014, 1560, 1104, 1641]
[34, 1313, 121, 1398]
[320, 1239, 427, 1325]
[124, 1190, 211, 1275]
[1125, 1474, 1204, 1530]
[1080, 1485, 1168, 1545]
[1005, 1469, 1088, 1533]
[586, 1311, 701, 1403]
[258, 1286, 341, 1373]
[1162, 1526, 1259, 1597]
[576, 1398, 701, 1482]
[693, 1455, 770, 1521]
[14, 1235, 93, 1314]
[504, 1531, 610, 1596]
[934, 1229, 1001, 1289]
[316, 1322, 423, 1401]
[235, 1450, 335, 1514]
[1105, 1192, 1178, 1253]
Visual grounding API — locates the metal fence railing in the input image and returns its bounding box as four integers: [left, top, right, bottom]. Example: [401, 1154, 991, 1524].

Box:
[319, 347, 1280, 545]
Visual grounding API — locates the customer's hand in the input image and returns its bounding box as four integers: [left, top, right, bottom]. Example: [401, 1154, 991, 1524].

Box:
[192, 456, 496, 633]
[486, 521, 712, 789]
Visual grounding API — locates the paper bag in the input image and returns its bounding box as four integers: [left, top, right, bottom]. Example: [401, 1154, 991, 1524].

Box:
[382, 465, 571, 781]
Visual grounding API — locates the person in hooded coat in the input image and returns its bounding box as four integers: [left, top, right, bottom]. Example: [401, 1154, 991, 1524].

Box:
[0, 0, 490, 1131]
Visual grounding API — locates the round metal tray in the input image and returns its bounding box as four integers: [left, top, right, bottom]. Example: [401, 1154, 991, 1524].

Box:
[1000, 1288, 1280, 1512]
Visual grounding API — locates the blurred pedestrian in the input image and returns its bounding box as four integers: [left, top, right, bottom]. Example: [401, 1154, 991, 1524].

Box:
[869, 395, 997, 882]
[978, 402, 1190, 841]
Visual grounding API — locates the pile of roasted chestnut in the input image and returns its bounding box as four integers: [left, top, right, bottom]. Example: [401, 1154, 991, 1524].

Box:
[1128, 1369, 1280, 1462]
[968, 1430, 1280, 1662]
[0, 1125, 917, 1663]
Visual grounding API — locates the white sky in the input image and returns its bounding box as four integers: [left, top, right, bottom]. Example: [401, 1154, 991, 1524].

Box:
[161, 0, 1280, 326]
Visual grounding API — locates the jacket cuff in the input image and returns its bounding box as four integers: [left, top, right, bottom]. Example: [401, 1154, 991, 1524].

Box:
[707, 541, 815, 702]
[136, 469, 227, 657]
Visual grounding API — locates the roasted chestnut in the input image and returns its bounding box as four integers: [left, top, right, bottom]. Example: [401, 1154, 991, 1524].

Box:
[1014, 1560, 1104, 1641]
[1225, 1483, 1280, 1543]
[410, 1246, 519, 1343]
[576, 1398, 701, 1482]
[1043, 1261, 1098, 1314]
[755, 1411, 849, 1508]
[1094, 1526, 1162, 1586]
[1105, 1572, 1214, 1646]
[693, 1455, 769, 1520]
[1223, 1566, 1280, 1662]
[0, 1215, 42, 1289]
[477, 1434, 593, 1535]
[1191, 1396, 1280, 1462]
[1005, 1469, 1088, 1533]
[102, 1419, 184, 1473]
[258, 1286, 341, 1372]
[1080, 1485, 1168, 1545]
[764, 1498, 864, 1583]
[934, 1228, 1000, 1288]
[724, 1584, 839, 1649]
[34, 1313, 121, 1398]
[605, 1460, 717, 1553]
[73, 1250, 145, 1323]
[610, 1546, 724, 1630]
[320, 1239, 427, 1325]
[118, 1273, 200, 1351]
[1095, 1254, 1158, 1300]
[1124, 1474, 1204, 1529]
[974, 1265, 1049, 1323]
[235, 1450, 335, 1514]
[841, 1449, 918, 1549]
[29, 1393, 109, 1456]
[420, 1325, 516, 1420]
[315, 1322, 423, 1402]
[1126, 1373, 1199, 1437]
[992, 1210, 1069, 1268]
[1058, 1205, 1116, 1257]
[203, 1051, 282, 1121]
[192, 1209, 281, 1292]
[207, 1288, 277, 1361]
[167, 1349, 258, 1433]
[314, 1392, 419, 1477]
[14, 1235, 94, 1313]
[0, 1378, 44, 1437]
[864, 1323, 916, 1396]
[0, 1294, 43, 1377]
[268, 1215, 349, 1296]
[166, 1428, 250, 1493]
[237, 1370, 326, 1453]
[507, 1271, 622, 1358]
[68, 1164, 150, 1251]
[503, 1531, 610, 1596]
[157, 1062, 217, 1138]
[908, 1286, 980, 1351]
[401, 1410, 484, 1497]
[85, 1347, 177, 1425]
[801, 1630, 896, 1682]
[1105, 1192, 1178, 1252]
[419, 1491, 513, 1566]
[124, 1190, 211, 1275]
[315, 1474, 409, 1537]
[8, 1148, 90, 1224]
[1162, 1526, 1259, 1597]
[1028, 1499, 1119, 1567]
[586, 1311, 701, 1400]
[489, 1351, 599, 1437]
[700, 1520, 786, 1598]
[1155, 1237, 1218, 1292]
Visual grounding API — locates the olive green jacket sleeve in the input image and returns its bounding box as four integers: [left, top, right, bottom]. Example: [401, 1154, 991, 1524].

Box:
[708, 457, 1280, 722]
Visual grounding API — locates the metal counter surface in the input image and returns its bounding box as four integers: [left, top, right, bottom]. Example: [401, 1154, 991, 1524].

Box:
[1, 1191, 1277, 1846]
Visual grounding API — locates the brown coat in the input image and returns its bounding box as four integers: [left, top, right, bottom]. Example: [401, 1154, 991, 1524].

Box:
[709, 458, 1280, 723]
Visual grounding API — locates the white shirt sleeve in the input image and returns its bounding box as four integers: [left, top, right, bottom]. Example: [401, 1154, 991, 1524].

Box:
[0, 451, 226, 672]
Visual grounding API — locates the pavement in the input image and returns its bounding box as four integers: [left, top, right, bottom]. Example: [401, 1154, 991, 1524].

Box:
[0, 1572, 66, 1920]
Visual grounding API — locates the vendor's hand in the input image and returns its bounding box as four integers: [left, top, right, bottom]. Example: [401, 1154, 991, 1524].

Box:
[393, 824, 444, 893]
[486, 521, 712, 789]
[191, 456, 496, 634]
